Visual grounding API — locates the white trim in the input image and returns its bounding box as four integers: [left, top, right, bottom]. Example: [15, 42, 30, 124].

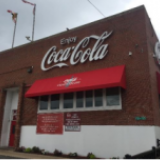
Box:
[38, 88, 122, 113]
[60, 94, 63, 110]
[73, 92, 76, 110]
[93, 90, 95, 108]
[0, 89, 19, 147]
[48, 96, 51, 110]
[84, 91, 86, 108]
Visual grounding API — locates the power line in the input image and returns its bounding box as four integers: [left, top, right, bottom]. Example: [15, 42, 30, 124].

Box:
[87, 0, 105, 18]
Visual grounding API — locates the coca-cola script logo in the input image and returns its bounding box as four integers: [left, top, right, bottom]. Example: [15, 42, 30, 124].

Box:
[41, 30, 113, 71]
[57, 76, 81, 87]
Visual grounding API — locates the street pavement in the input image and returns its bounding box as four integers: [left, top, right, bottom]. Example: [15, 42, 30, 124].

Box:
[0, 147, 66, 159]
[0, 155, 21, 159]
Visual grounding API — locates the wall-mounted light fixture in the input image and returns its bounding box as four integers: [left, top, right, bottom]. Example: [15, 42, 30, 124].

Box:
[27, 66, 33, 74]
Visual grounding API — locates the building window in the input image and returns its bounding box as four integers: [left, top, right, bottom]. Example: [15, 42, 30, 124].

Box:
[63, 93, 74, 109]
[85, 90, 93, 108]
[95, 89, 103, 107]
[51, 94, 60, 110]
[106, 88, 120, 106]
[39, 96, 48, 110]
[76, 91, 83, 108]
[38, 87, 122, 113]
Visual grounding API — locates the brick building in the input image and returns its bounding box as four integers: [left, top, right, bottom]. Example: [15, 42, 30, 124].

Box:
[0, 5, 160, 158]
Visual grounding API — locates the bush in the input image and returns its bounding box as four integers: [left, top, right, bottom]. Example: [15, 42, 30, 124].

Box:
[87, 153, 96, 159]
[24, 148, 32, 153]
[16, 146, 25, 152]
[69, 152, 78, 157]
[41, 149, 45, 155]
[32, 146, 41, 153]
[53, 149, 62, 156]
[45, 151, 50, 155]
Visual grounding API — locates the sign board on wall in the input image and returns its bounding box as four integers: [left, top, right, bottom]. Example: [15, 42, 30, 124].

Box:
[64, 112, 81, 132]
[36, 113, 63, 134]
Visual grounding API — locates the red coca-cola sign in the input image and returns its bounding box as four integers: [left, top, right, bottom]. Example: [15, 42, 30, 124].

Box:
[37, 113, 63, 134]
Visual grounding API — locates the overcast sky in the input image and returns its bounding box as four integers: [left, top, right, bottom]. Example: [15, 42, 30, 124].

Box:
[0, 0, 160, 52]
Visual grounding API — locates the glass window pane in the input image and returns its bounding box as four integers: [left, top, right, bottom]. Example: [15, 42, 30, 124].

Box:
[95, 89, 103, 107]
[51, 94, 60, 110]
[39, 96, 48, 110]
[85, 90, 93, 107]
[106, 88, 120, 106]
[76, 91, 83, 108]
[64, 93, 73, 109]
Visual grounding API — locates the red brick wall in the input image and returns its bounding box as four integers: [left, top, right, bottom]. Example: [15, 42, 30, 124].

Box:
[144, 9, 160, 126]
[0, 90, 6, 141]
[0, 6, 158, 128]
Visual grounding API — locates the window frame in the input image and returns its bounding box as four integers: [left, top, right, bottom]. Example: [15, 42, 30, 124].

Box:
[38, 88, 122, 113]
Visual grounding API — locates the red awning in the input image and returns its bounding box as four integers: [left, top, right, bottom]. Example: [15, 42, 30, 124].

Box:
[25, 65, 126, 98]
[157, 72, 160, 94]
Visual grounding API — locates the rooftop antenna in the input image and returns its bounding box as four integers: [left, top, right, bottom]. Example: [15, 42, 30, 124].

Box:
[87, 0, 105, 18]
[22, 0, 36, 41]
[25, 36, 32, 42]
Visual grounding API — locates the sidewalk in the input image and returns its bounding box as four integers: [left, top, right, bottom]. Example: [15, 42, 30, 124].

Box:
[0, 147, 67, 159]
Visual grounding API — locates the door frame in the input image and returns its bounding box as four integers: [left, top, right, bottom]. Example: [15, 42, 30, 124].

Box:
[9, 120, 16, 147]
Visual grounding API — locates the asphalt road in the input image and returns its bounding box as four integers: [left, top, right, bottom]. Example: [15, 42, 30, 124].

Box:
[0, 155, 22, 159]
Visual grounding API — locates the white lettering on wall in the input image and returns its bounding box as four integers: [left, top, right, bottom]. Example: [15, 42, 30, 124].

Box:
[41, 30, 113, 71]
[60, 37, 77, 45]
